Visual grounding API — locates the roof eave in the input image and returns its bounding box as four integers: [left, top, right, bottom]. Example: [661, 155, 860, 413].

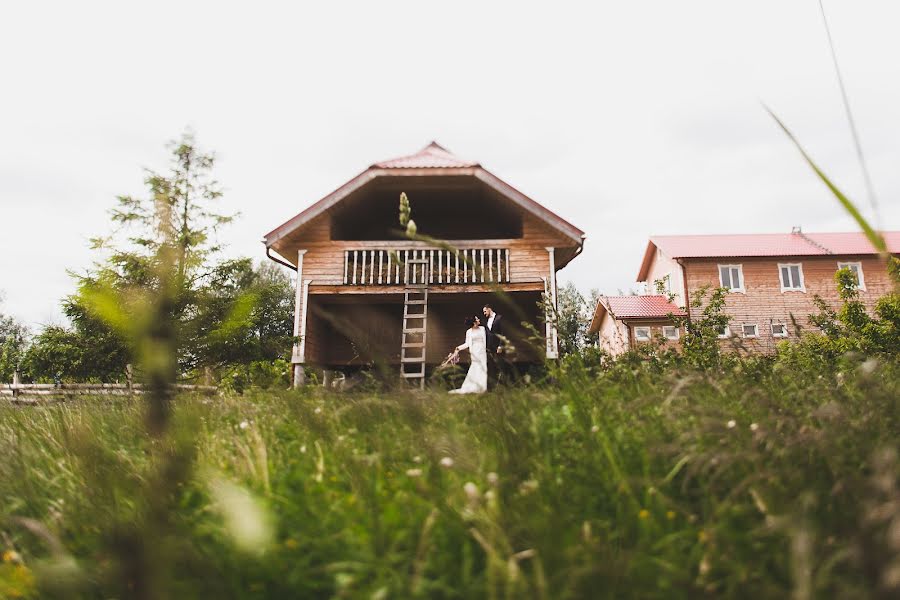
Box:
[587, 298, 609, 335]
[636, 240, 660, 282]
[263, 165, 586, 252]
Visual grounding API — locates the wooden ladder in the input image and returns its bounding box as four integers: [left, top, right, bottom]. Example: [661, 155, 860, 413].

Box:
[400, 258, 429, 389]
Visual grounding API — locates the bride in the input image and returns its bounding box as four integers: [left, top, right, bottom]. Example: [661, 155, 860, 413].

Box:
[448, 316, 488, 394]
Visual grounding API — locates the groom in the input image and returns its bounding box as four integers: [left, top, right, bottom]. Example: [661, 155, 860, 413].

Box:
[482, 303, 505, 388]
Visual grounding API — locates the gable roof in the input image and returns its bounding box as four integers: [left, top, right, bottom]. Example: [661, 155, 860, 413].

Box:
[263, 142, 585, 249]
[372, 141, 480, 169]
[588, 295, 685, 335]
[637, 231, 900, 281]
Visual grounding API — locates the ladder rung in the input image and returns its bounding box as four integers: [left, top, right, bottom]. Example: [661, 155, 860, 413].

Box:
[401, 372, 425, 378]
[401, 357, 425, 363]
[404, 299, 427, 305]
[402, 342, 426, 348]
[403, 328, 426, 334]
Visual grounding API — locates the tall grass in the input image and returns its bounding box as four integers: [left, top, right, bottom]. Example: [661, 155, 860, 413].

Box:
[1, 355, 898, 598]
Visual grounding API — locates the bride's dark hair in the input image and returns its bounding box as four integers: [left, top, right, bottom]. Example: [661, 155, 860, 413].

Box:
[464, 315, 480, 328]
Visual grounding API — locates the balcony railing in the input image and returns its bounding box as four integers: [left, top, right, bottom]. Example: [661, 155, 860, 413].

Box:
[343, 248, 510, 286]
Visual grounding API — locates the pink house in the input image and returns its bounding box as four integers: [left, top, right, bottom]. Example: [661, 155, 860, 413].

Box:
[588, 295, 686, 355]
[628, 229, 899, 353]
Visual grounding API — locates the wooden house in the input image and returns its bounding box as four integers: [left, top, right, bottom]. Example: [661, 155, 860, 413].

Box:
[588, 295, 685, 356]
[263, 142, 585, 385]
[633, 229, 899, 353]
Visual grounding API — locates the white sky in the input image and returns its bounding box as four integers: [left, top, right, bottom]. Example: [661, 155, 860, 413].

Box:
[1, 1, 898, 330]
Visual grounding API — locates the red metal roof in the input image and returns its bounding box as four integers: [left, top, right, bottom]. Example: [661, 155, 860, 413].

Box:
[652, 231, 899, 258]
[602, 295, 686, 319]
[373, 141, 480, 169]
[637, 231, 900, 281]
[589, 295, 684, 334]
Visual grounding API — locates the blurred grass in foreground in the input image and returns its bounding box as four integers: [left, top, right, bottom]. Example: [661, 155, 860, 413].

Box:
[1, 354, 898, 599]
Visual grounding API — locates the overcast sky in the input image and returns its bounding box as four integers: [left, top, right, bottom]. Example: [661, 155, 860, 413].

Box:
[1, 1, 897, 330]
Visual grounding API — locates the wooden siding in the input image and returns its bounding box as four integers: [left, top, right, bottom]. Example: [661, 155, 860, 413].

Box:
[302, 291, 544, 367]
[279, 212, 561, 288]
[684, 255, 895, 353]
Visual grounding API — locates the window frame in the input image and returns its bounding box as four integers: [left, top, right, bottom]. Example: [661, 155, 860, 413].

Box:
[771, 323, 788, 338]
[718, 264, 745, 293]
[778, 262, 806, 292]
[662, 325, 679, 340]
[633, 326, 652, 342]
[741, 324, 759, 338]
[717, 325, 731, 339]
[837, 261, 866, 290]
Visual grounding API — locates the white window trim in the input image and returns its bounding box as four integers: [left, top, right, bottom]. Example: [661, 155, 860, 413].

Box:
[837, 261, 866, 290]
[718, 264, 745, 293]
[717, 325, 731, 339]
[771, 323, 788, 338]
[662, 325, 679, 340]
[741, 324, 759, 338]
[778, 263, 806, 292]
[633, 326, 651, 341]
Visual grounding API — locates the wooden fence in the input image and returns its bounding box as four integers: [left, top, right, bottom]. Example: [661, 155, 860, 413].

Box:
[2, 381, 217, 404]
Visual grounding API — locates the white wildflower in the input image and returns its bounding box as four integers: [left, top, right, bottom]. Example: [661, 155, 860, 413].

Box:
[486, 472, 499, 486]
[463, 482, 480, 503]
[406, 468, 422, 477]
[590, 425, 599, 433]
[412, 455, 422, 463]
[519, 479, 539, 494]
[726, 420, 736, 429]
[439, 457, 454, 468]
[300, 445, 307, 454]
[314, 407, 322, 415]
[750, 423, 759, 432]
[239, 420, 249, 430]
[860, 358, 878, 375]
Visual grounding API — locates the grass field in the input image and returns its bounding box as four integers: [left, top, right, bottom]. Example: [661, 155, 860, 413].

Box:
[1, 357, 899, 599]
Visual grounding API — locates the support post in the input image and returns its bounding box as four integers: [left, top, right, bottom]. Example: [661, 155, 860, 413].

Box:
[292, 250, 308, 388]
[545, 247, 559, 359]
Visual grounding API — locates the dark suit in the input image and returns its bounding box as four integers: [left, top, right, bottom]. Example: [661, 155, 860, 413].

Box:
[485, 313, 503, 353]
[485, 313, 505, 388]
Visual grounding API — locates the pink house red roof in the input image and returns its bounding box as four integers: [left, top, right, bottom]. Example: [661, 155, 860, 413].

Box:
[637, 231, 900, 281]
[263, 141, 585, 252]
[588, 295, 685, 334]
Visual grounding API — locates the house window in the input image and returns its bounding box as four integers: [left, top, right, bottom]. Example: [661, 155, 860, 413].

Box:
[741, 324, 759, 338]
[717, 325, 731, 339]
[634, 326, 651, 341]
[662, 326, 679, 340]
[779, 263, 805, 292]
[718, 264, 744, 292]
[837, 262, 866, 290]
[771, 323, 788, 338]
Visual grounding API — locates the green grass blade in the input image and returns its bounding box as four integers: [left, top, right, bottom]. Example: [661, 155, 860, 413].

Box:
[765, 105, 887, 255]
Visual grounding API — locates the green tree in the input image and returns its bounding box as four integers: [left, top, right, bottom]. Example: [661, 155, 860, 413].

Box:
[193, 259, 295, 371]
[0, 301, 28, 381]
[673, 286, 732, 370]
[554, 283, 600, 357]
[70, 131, 236, 376]
[792, 261, 900, 361]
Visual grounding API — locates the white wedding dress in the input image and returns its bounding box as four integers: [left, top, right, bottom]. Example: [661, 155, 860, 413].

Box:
[450, 326, 488, 394]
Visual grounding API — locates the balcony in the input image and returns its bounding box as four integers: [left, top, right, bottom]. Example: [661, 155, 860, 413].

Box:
[343, 247, 510, 286]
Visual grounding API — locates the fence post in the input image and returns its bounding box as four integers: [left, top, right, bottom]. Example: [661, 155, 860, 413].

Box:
[12, 367, 20, 400]
[125, 363, 133, 395]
